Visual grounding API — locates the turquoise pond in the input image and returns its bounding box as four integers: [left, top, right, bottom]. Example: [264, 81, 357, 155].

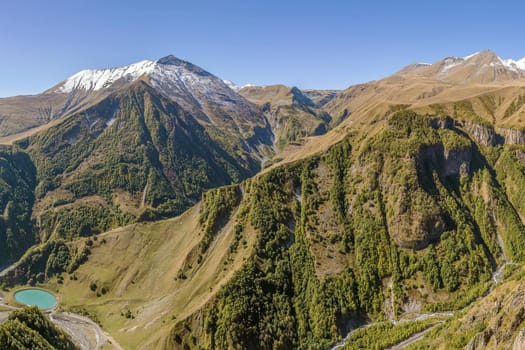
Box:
[14, 289, 57, 309]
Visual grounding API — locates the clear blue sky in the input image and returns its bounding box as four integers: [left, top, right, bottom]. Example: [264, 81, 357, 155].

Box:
[1, 0, 524, 97]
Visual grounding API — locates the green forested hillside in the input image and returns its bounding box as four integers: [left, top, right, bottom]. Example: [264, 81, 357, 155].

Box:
[0, 147, 36, 264]
[2, 46, 525, 350]
[2, 109, 524, 349]
[168, 112, 525, 349]
[23, 82, 262, 242]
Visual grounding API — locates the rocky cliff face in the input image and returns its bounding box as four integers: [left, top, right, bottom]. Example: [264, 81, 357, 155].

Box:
[465, 329, 493, 350]
[443, 147, 472, 177]
[387, 142, 471, 250]
[456, 121, 525, 147]
[462, 121, 497, 146]
[513, 329, 525, 350]
[497, 127, 525, 145]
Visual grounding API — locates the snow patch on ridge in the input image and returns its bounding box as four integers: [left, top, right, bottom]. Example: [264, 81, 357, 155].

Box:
[502, 57, 525, 71]
[463, 52, 480, 60]
[440, 57, 463, 73]
[241, 83, 259, 89]
[223, 80, 240, 91]
[222, 81, 261, 91]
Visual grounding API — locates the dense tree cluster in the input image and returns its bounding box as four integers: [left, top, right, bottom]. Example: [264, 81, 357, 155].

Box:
[0, 240, 90, 286]
[0, 307, 77, 349]
[0, 148, 36, 264]
[172, 111, 525, 349]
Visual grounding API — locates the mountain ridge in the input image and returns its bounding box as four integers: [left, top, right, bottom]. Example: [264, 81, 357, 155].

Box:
[394, 50, 525, 84]
[0, 55, 274, 153]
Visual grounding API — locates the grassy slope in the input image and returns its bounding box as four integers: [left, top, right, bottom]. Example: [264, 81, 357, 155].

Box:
[324, 64, 525, 132]
[44, 194, 257, 350]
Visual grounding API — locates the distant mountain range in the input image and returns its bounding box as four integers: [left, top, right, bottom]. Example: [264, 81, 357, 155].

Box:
[404, 50, 525, 83]
[2, 50, 525, 143]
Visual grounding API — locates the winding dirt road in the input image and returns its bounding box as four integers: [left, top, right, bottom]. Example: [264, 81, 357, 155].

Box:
[49, 311, 125, 350]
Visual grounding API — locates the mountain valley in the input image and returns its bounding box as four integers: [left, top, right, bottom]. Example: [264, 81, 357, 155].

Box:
[0, 50, 525, 349]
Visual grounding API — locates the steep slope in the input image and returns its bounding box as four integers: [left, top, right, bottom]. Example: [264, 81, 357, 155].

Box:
[301, 89, 338, 107]
[21, 81, 263, 242]
[1, 185, 256, 349]
[0, 55, 275, 278]
[0, 147, 36, 264]
[1, 51, 525, 350]
[51, 56, 272, 154]
[399, 265, 525, 349]
[0, 87, 117, 142]
[168, 112, 524, 350]
[0, 56, 273, 155]
[240, 85, 333, 149]
[11, 111, 522, 349]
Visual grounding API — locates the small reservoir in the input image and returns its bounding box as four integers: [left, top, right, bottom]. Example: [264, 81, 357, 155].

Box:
[14, 289, 57, 309]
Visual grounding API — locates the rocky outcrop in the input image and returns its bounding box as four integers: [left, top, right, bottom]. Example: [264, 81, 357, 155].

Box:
[428, 115, 454, 129]
[384, 146, 451, 250]
[390, 206, 447, 250]
[386, 140, 472, 250]
[497, 127, 525, 145]
[418, 143, 472, 178]
[462, 121, 497, 146]
[455, 121, 525, 146]
[426, 115, 525, 146]
[513, 328, 525, 350]
[465, 329, 493, 350]
[516, 149, 525, 163]
[443, 147, 472, 177]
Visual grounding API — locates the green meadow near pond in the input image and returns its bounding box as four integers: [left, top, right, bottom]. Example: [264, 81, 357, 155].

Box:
[14, 289, 57, 309]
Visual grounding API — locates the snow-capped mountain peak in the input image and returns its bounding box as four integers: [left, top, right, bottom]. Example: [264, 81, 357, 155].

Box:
[50, 55, 260, 130]
[55, 55, 219, 94]
[53, 55, 265, 134]
[461, 51, 525, 71]
[399, 50, 525, 84]
[58, 60, 157, 92]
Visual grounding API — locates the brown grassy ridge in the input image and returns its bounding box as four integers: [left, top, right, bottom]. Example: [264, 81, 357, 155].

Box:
[43, 196, 257, 350]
